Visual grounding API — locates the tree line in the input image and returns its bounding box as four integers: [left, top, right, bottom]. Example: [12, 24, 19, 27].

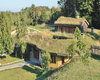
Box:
[58, 0, 100, 29]
[0, 4, 61, 27]
[0, 2, 100, 29]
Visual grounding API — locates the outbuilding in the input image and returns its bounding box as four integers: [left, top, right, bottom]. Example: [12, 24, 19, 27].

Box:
[54, 16, 89, 33]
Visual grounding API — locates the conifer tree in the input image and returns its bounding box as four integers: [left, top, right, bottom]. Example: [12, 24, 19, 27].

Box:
[74, 27, 86, 53]
[0, 12, 13, 54]
[15, 13, 27, 57]
[15, 13, 27, 40]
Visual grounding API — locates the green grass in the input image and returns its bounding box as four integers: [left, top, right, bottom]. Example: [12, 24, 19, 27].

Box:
[28, 25, 55, 31]
[0, 57, 100, 80]
[0, 67, 36, 80]
[0, 65, 52, 80]
[46, 57, 100, 80]
[23, 28, 100, 55]
[23, 31, 75, 55]
[0, 55, 22, 64]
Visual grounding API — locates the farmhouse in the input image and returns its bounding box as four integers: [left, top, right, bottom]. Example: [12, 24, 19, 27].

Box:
[29, 44, 71, 69]
[55, 16, 89, 33]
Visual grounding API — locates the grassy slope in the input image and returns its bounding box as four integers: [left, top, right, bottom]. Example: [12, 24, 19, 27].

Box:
[87, 28, 100, 46]
[0, 55, 22, 64]
[23, 30, 74, 55]
[1, 26, 99, 80]
[23, 26, 100, 55]
[28, 25, 55, 31]
[0, 58, 100, 80]
[46, 57, 100, 80]
[0, 67, 36, 80]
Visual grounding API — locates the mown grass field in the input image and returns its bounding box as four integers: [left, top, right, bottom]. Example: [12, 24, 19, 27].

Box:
[0, 65, 52, 80]
[0, 67, 36, 80]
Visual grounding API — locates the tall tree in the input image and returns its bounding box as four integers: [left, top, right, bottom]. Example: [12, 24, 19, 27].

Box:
[15, 13, 27, 40]
[40, 11, 50, 23]
[58, 0, 78, 17]
[50, 7, 61, 23]
[0, 27, 4, 55]
[14, 13, 27, 57]
[92, 0, 100, 29]
[58, 0, 100, 28]
[0, 12, 13, 54]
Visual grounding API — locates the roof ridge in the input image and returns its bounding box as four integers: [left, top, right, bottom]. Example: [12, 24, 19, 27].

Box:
[55, 16, 88, 25]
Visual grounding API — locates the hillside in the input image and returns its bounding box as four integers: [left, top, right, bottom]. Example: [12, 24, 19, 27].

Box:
[45, 57, 100, 80]
[42, 28, 100, 80]
[87, 28, 100, 46]
[22, 26, 100, 55]
[23, 27, 100, 80]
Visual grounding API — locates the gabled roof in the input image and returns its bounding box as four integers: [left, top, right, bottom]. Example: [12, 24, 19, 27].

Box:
[55, 16, 89, 26]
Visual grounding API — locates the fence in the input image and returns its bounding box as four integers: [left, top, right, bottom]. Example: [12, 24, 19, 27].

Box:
[91, 46, 100, 57]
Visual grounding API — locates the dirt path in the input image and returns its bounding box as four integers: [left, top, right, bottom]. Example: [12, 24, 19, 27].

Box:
[0, 61, 32, 71]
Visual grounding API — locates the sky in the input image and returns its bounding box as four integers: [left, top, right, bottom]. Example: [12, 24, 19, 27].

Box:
[0, 0, 59, 12]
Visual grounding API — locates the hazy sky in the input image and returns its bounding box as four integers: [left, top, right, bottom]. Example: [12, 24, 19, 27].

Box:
[0, 0, 59, 12]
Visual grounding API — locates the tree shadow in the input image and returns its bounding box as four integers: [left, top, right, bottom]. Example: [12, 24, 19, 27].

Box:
[91, 54, 100, 60]
[0, 55, 6, 59]
[22, 65, 53, 80]
[36, 70, 53, 80]
[86, 32, 100, 40]
[22, 65, 42, 74]
[12, 43, 31, 60]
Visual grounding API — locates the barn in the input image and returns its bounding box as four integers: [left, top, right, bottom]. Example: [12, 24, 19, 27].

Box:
[54, 16, 89, 33]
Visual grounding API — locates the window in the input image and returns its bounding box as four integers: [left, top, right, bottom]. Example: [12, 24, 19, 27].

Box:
[51, 55, 56, 63]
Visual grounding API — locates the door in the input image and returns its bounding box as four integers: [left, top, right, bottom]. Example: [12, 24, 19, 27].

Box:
[34, 50, 39, 59]
[62, 57, 64, 64]
[61, 27, 63, 33]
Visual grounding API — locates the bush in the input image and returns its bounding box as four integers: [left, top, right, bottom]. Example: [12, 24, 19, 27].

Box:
[68, 42, 77, 56]
[41, 51, 51, 69]
[74, 27, 82, 40]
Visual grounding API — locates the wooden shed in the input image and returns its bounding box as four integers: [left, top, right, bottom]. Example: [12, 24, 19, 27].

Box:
[54, 16, 89, 33]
